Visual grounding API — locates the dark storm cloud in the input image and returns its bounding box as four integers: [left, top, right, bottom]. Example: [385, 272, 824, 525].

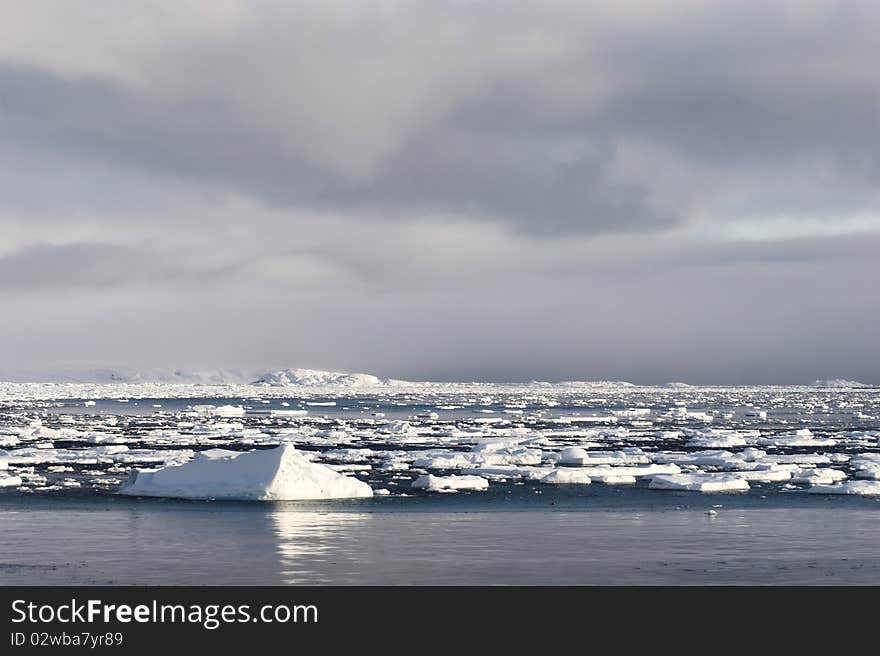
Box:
[0, 64, 668, 236]
[0, 2, 875, 236]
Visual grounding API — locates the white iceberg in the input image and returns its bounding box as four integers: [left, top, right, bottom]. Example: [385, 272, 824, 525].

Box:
[119, 444, 373, 500]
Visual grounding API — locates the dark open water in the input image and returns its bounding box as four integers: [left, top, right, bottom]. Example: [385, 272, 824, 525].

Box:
[2, 492, 879, 585]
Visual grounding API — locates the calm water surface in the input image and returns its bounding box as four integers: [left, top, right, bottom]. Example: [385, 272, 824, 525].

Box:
[2, 495, 879, 585]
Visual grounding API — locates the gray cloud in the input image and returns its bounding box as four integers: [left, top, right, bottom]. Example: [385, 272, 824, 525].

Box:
[0, 1, 878, 382]
[0, 243, 199, 289]
[2, 2, 877, 236]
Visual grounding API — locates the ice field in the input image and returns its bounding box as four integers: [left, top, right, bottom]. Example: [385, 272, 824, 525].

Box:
[2, 372, 880, 584]
[1, 372, 878, 501]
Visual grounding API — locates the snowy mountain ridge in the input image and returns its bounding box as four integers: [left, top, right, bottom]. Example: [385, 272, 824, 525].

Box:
[253, 368, 383, 387]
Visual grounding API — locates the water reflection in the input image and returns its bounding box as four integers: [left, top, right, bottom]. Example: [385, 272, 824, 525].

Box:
[271, 510, 367, 584]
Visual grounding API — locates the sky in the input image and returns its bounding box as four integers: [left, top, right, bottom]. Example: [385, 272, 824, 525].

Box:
[1, 0, 878, 384]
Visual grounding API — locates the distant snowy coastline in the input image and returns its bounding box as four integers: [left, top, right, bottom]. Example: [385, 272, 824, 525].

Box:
[809, 379, 870, 389]
[0, 367, 873, 390]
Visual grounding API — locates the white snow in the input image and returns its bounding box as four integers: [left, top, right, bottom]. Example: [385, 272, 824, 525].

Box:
[119, 444, 373, 500]
[255, 368, 382, 387]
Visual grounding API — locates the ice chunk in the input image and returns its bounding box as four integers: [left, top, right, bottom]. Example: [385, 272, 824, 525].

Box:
[557, 447, 589, 465]
[790, 468, 847, 485]
[0, 474, 22, 487]
[757, 429, 836, 447]
[591, 474, 637, 485]
[411, 474, 489, 492]
[541, 469, 592, 485]
[270, 409, 308, 417]
[738, 467, 792, 482]
[648, 473, 749, 492]
[808, 481, 880, 495]
[119, 444, 373, 500]
[684, 429, 748, 448]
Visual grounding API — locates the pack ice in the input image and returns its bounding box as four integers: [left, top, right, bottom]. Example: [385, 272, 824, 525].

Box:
[119, 444, 373, 501]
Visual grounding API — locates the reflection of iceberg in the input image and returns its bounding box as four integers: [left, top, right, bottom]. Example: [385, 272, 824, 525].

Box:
[120, 445, 373, 500]
[271, 511, 367, 584]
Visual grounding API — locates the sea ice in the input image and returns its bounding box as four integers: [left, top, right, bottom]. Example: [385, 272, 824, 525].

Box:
[540, 469, 592, 485]
[411, 474, 489, 492]
[808, 481, 880, 495]
[217, 405, 247, 417]
[648, 473, 750, 492]
[0, 474, 22, 487]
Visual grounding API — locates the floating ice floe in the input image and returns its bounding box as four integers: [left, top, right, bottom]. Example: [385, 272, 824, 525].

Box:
[0, 473, 22, 487]
[737, 467, 793, 482]
[411, 474, 489, 492]
[270, 409, 308, 417]
[757, 429, 836, 447]
[119, 444, 373, 500]
[648, 473, 750, 492]
[684, 429, 750, 448]
[555, 448, 649, 466]
[656, 407, 714, 423]
[789, 468, 847, 485]
[212, 405, 246, 418]
[807, 481, 880, 495]
[541, 469, 592, 485]
[851, 455, 880, 480]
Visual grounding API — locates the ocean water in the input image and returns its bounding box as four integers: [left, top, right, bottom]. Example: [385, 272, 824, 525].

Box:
[1, 382, 879, 584]
[3, 495, 880, 585]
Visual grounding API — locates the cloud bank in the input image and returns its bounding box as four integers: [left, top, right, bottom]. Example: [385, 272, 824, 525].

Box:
[1, 1, 878, 383]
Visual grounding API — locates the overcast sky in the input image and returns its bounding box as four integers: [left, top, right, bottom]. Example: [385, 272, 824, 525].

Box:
[1, 1, 878, 383]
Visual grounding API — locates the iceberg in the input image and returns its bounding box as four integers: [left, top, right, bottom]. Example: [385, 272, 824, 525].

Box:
[119, 444, 373, 500]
